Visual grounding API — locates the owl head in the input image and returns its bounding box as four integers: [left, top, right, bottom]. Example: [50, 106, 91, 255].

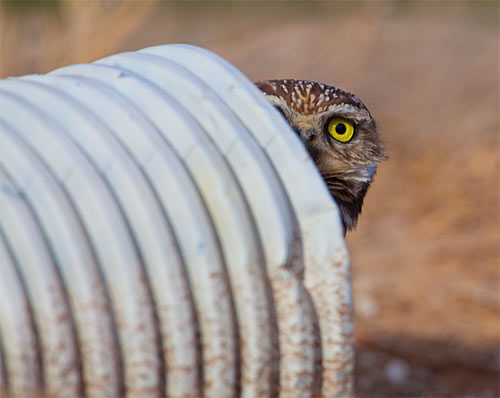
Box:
[256, 79, 388, 233]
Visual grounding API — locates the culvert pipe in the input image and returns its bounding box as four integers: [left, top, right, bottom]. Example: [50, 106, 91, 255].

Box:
[0, 45, 352, 398]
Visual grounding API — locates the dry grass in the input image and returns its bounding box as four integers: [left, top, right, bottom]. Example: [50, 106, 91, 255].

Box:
[1, 1, 499, 396]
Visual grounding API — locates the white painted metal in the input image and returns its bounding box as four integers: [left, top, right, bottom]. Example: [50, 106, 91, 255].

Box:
[141, 45, 354, 396]
[0, 102, 121, 398]
[97, 53, 280, 398]
[24, 73, 209, 398]
[0, 174, 41, 396]
[0, 44, 352, 398]
[97, 51, 319, 398]
[6, 76, 179, 395]
[0, 88, 159, 397]
[49, 62, 264, 398]
[0, 118, 81, 397]
[0, 330, 5, 393]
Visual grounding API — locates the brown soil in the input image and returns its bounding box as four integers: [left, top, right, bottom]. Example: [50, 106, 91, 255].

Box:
[1, 1, 499, 396]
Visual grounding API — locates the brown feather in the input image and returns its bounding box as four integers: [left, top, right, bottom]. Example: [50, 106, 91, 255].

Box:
[256, 79, 387, 232]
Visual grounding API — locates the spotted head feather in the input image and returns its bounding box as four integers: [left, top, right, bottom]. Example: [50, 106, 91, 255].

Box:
[257, 79, 387, 233]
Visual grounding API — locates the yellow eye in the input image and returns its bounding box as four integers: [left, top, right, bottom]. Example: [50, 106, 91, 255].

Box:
[327, 118, 355, 143]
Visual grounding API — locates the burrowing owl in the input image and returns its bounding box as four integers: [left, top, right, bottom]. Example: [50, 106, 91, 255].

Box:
[257, 79, 387, 233]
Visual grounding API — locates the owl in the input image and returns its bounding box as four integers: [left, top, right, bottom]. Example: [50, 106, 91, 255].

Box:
[256, 79, 387, 233]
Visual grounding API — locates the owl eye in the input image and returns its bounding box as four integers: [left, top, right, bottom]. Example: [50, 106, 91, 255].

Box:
[327, 118, 355, 143]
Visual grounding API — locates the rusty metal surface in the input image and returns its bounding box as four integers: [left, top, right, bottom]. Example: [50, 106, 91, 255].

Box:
[0, 186, 41, 396]
[0, 119, 81, 397]
[0, 333, 5, 394]
[30, 73, 204, 398]
[142, 44, 354, 396]
[0, 334, 4, 393]
[0, 105, 121, 398]
[98, 51, 321, 398]
[0, 88, 160, 397]
[9, 77, 181, 395]
[51, 63, 243, 398]
[0, 44, 352, 398]
[98, 52, 286, 398]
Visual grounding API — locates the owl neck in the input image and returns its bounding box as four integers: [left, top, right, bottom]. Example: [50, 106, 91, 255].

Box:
[322, 174, 372, 234]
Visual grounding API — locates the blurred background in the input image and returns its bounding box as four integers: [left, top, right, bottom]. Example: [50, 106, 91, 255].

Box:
[1, 0, 498, 396]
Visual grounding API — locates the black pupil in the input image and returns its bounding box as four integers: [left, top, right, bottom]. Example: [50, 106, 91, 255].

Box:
[335, 123, 347, 135]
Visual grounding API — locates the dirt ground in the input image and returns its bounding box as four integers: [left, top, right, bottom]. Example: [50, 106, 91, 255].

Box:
[1, 1, 499, 396]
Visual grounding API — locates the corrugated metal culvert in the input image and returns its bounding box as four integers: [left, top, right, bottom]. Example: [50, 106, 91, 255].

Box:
[0, 45, 353, 398]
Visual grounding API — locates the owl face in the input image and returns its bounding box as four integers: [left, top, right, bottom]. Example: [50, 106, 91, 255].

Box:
[256, 79, 387, 232]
